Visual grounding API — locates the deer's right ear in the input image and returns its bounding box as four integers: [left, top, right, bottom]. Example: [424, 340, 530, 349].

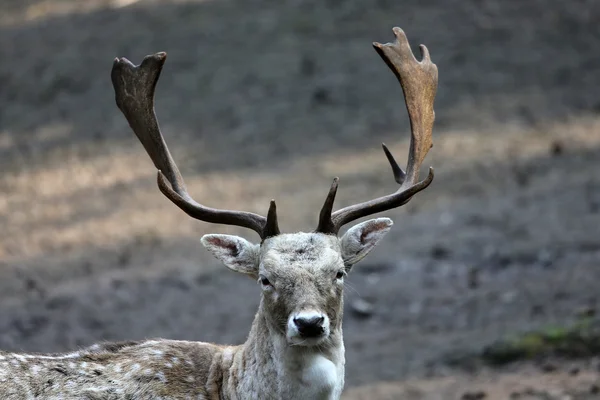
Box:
[201, 235, 260, 278]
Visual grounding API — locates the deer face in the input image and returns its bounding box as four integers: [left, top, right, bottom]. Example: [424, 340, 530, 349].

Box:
[201, 218, 393, 347]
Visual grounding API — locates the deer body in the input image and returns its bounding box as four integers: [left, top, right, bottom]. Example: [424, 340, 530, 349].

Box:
[0, 334, 343, 400]
[0, 27, 438, 398]
[0, 340, 227, 399]
[1, 233, 350, 400]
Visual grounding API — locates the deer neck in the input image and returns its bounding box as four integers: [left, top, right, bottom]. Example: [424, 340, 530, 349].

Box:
[236, 304, 345, 399]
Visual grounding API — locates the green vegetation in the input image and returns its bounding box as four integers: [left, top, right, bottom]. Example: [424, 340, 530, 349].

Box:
[481, 317, 600, 366]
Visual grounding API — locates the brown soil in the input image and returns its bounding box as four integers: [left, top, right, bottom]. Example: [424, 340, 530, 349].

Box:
[1, 0, 599, 398]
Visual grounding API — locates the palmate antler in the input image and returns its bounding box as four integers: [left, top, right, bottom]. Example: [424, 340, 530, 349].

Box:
[316, 27, 438, 234]
[111, 27, 437, 239]
[111, 53, 280, 239]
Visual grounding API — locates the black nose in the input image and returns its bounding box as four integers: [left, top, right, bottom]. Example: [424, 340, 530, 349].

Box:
[293, 315, 325, 337]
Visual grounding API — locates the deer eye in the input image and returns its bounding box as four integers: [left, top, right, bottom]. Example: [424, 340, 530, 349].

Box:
[335, 270, 346, 280]
[259, 275, 271, 287]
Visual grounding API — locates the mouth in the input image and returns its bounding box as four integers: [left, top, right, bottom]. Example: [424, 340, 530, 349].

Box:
[287, 332, 329, 347]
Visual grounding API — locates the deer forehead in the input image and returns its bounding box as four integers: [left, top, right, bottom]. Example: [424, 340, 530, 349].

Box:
[260, 233, 342, 273]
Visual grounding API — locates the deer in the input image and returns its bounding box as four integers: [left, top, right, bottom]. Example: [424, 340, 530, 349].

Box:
[0, 27, 437, 399]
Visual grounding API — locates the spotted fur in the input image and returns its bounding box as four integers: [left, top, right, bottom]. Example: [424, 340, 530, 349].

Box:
[0, 219, 392, 399]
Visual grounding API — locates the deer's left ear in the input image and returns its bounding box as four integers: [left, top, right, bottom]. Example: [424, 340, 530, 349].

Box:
[340, 218, 393, 268]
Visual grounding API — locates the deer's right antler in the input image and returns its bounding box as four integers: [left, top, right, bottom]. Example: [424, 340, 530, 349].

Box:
[111, 53, 280, 239]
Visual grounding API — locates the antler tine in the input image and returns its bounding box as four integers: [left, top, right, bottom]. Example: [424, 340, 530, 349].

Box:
[316, 27, 437, 234]
[315, 177, 339, 234]
[111, 53, 279, 239]
[382, 143, 406, 185]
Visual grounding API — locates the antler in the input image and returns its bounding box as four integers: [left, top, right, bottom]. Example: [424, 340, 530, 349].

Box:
[111, 53, 280, 239]
[316, 27, 438, 234]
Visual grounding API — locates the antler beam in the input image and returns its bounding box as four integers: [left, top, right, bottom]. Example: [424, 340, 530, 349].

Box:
[111, 53, 280, 239]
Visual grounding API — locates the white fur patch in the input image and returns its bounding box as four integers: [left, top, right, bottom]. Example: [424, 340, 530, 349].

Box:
[302, 355, 338, 396]
[22, 352, 80, 360]
[156, 371, 167, 383]
[14, 355, 27, 363]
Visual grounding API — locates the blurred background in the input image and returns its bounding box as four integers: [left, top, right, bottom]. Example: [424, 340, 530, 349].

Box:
[1, 0, 600, 398]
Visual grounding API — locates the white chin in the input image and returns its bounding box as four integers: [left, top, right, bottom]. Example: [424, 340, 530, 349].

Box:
[287, 334, 328, 347]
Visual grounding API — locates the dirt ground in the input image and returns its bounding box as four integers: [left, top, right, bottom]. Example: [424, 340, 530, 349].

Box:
[1, 0, 600, 398]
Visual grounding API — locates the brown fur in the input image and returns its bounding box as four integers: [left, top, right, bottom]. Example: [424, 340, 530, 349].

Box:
[0, 340, 225, 399]
[0, 222, 392, 399]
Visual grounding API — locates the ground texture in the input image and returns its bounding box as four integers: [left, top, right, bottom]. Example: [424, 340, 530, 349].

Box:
[1, 0, 600, 398]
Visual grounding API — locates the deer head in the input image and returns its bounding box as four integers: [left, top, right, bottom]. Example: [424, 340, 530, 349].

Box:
[111, 27, 438, 348]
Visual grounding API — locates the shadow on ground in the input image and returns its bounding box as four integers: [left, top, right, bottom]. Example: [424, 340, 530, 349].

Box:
[1, 0, 598, 173]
